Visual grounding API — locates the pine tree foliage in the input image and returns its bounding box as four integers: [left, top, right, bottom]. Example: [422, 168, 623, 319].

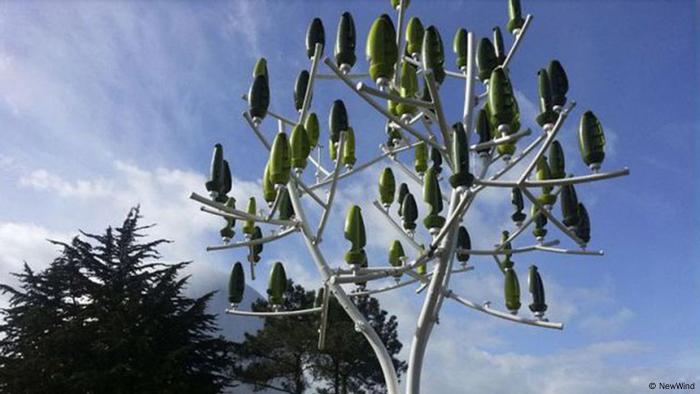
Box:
[0, 208, 234, 394]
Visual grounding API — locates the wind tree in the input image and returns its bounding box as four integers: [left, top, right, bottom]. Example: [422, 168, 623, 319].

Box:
[190, 0, 629, 392]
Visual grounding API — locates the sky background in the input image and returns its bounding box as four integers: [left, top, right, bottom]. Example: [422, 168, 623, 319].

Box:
[1, 0, 699, 393]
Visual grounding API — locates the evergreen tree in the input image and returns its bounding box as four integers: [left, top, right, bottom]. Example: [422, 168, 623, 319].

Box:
[0, 208, 234, 394]
[232, 281, 406, 394]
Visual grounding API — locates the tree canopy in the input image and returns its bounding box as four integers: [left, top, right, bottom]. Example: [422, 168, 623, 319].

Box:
[0, 208, 234, 394]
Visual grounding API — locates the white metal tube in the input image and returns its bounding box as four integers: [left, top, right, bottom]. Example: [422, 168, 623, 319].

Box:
[502, 15, 533, 69]
[423, 70, 452, 147]
[470, 128, 532, 151]
[358, 82, 435, 110]
[446, 293, 563, 330]
[476, 167, 630, 188]
[315, 132, 345, 242]
[298, 43, 322, 124]
[226, 306, 322, 318]
[206, 226, 299, 251]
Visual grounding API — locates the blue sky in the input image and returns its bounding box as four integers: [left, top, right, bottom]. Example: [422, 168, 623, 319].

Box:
[1, 0, 699, 392]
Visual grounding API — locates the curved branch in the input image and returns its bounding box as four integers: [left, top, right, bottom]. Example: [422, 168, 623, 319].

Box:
[191, 193, 296, 227]
[446, 292, 563, 330]
[470, 128, 532, 151]
[315, 132, 345, 241]
[475, 167, 630, 188]
[225, 306, 322, 318]
[207, 226, 299, 251]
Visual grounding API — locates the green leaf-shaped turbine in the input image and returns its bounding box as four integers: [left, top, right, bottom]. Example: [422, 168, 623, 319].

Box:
[329, 99, 349, 145]
[397, 62, 419, 116]
[228, 262, 245, 305]
[575, 203, 591, 244]
[456, 226, 471, 262]
[342, 127, 357, 168]
[334, 12, 356, 70]
[431, 147, 443, 174]
[405, 17, 424, 58]
[548, 140, 566, 179]
[277, 188, 295, 221]
[536, 68, 558, 127]
[206, 144, 224, 195]
[379, 167, 396, 208]
[248, 74, 270, 121]
[531, 205, 548, 240]
[548, 60, 569, 109]
[493, 27, 506, 64]
[248, 226, 263, 263]
[578, 110, 606, 171]
[268, 262, 287, 306]
[253, 58, 268, 79]
[366, 14, 398, 86]
[488, 67, 519, 133]
[344, 205, 367, 265]
[507, 0, 525, 34]
[475, 108, 493, 157]
[504, 267, 521, 314]
[294, 70, 311, 113]
[511, 187, 526, 225]
[401, 192, 418, 232]
[560, 184, 579, 228]
[477, 38, 498, 82]
[216, 160, 232, 203]
[269, 132, 291, 186]
[422, 166, 445, 232]
[453, 28, 468, 70]
[388, 240, 405, 267]
[397, 183, 409, 216]
[242, 197, 257, 236]
[305, 112, 320, 149]
[306, 18, 325, 59]
[414, 141, 428, 175]
[449, 122, 474, 188]
[422, 25, 446, 84]
[220, 197, 236, 241]
[528, 265, 547, 315]
[262, 164, 276, 207]
[535, 156, 556, 207]
[290, 123, 311, 171]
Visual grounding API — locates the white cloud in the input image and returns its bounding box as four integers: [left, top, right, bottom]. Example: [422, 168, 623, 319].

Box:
[0, 222, 69, 283]
[19, 169, 113, 198]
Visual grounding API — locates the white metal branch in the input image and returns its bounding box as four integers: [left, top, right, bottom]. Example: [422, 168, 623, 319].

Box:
[225, 306, 322, 318]
[298, 43, 322, 124]
[206, 226, 299, 251]
[315, 132, 345, 242]
[357, 82, 435, 110]
[446, 293, 563, 330]
[470, 128, 532, 151]
[502, 15, 533, 69]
